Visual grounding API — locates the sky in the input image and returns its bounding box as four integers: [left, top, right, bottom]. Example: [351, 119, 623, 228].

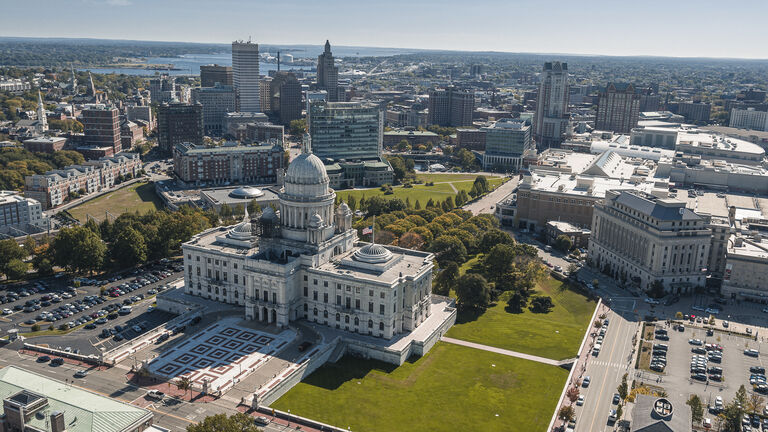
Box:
[3, 0, 768, 59]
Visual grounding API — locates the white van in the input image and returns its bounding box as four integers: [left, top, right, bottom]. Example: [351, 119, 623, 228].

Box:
[118, 306, 132, 315]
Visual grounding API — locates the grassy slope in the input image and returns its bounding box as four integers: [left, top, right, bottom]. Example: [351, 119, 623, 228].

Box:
[334, 175, 505, 206]
[446, 277, 596, 360]
[68, 182, 163, 222]
[273, 342, 566, 432]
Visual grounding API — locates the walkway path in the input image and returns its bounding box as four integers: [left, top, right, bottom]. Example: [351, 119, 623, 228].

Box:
[440, 336, 574, 366]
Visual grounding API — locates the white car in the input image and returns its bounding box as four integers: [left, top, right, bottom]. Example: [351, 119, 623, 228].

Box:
[254, 416, 270, 425]
[2, 309, 12, 315]
[608, 409, 617, 422]
[576, 395, 585, 406]
[146, 390, 164, 400]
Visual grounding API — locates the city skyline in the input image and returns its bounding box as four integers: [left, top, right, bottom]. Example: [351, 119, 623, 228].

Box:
[3, 0, 768, 59]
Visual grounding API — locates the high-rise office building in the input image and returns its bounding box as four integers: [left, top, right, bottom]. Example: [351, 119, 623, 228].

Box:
[149, 74, 176, 104]
[427, 86, 474, 127]
[232, 40, 261, 113]
[316, 40, 341, 102]
[157, 102, 204, 153]
[675, 101, 711, 124]
[533, 62, 570, 147]
[269, 72, 302, 125]
[191, 83, 237, 137]
[309, 101, 383, 160]
[730, 107, 768, 132]
[200, 64, 233, 87]
[595, 83, 640, 133]
[260, 77, 273, 112]
[82, 105, 121, 154]
[481, 119, 532, 171]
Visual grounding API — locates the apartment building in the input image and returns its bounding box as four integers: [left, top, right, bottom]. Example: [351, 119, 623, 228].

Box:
[172, 142, 284, 185]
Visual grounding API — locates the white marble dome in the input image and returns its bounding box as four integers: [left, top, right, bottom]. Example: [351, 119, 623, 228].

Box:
[285, 153, 328, 185]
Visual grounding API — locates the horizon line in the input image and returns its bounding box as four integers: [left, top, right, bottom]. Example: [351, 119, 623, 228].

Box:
[2, 35, 768, 62]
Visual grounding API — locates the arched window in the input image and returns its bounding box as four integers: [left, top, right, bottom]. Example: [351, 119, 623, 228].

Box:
[354, 317, 359, 326]
[222, 288, 227, 296]
[313, 308, 318, 316]
[215, 287, 219, 294]
[368, 319, 373, 328]
[323, 310, 328, 318]
[379, 322, 384, 330]
[234, 290, 239, 298]
[336, 313, 340, 322]
[344, 315, 350, 324]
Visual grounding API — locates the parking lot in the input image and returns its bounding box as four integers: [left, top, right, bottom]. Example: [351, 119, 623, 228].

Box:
[0, 260, 184, 355]
[641, 319, 768, 415]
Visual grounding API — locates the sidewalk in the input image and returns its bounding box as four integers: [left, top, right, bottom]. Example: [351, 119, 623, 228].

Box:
[440, 336, 568, 366]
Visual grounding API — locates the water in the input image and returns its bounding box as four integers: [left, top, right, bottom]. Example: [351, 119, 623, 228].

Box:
[86, 46, 417, 76]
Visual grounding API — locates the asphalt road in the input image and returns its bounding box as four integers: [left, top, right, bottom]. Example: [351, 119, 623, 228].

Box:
[463, 175, 519, 215]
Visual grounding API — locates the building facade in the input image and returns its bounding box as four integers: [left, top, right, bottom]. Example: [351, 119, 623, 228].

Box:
[149, 74, 176, 104]
[23, 137, 66, 153]
[721, 234, 768, 301]
[309, 101, 383, 161]
[427, 87, 474, 127]
[181, 144, 435, 343]
[191, 83, 237, 137]
[0, 191, 47, 235]
[730, 108, 768, 132]
[589, 190, 710, 293]
[157, 102, 204, 153]
[675, 102, 711, 124]
[456, 128, 487, 150]
[81, 105, 121, 154]
[25, 153, 141, 209]
[269, 72, 302, 125]
[173, 142, 284, 185]
[200, 64, 233, 87]
[316, 40, 341, 102]
[595, 83, 640, 133]
[481, 118, 532, 171]
[232, 40, 261, 113]
[533, 62, 570, 148]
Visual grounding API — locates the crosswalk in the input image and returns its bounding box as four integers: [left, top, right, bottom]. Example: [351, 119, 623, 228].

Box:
[589, 360, 626, 369]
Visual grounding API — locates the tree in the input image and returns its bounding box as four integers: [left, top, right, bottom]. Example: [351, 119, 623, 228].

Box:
[687, 394, 704, 422]
[554, 235, 572, 253]
[396, 139, 411, 152]
[347, 195, 357, 211]
[219, 203, 232, 218]
[288, 118, 307, 135]
[0, 239, 25, 278]
[399, 232, 424, 250]
[455, 274, 491, 310]
[110, 227, 147, 267]
[618, 373, 629, 400]
[648, 280, 665, 299]
[434, 262, 459, 296]
[722, 401, 745, 432]
[52, 226, 106, 274]
[748, 392, 765, 415]
[557, 405, 575, 422]
[22, 236, 36, 255]
[175, 376, 192, 400]
[479, 229, 514, 253]
[566, 387, 580, 403]
[4, 259, 28, 280]
[365, 196, 389, 216]
[482, 244, 517, 283]
[529, 295, 554, 313]
[414, 199, 421, 210]
[506, 291, 527, 313]
[247, 199, 261, 215]
[430, 235, 468, 265]
[187, 413, 262, 432]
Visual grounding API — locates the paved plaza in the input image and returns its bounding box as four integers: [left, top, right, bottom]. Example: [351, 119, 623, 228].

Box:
[147, 317, 295, 393]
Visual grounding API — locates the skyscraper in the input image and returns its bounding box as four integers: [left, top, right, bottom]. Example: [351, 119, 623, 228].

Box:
[533, 62, 570, 148]
[157, 102, 204, 154]
[191, 83, 237, 137]
[427, 87, 475, 127]
[82, 105, 121, 154]
[149, 74, 177, 104]
[316, 40, 340, 102]
[309, 101, 382, 160]
[594, 83, 640, 133]
[232, 40, 261, 113]
[200, 64, 233, 87]
[269, 72, 302, 125]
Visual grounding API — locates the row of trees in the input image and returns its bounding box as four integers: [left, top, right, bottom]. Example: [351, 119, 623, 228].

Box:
[0, 148, 86, 191]
[0, 206, 218, 280]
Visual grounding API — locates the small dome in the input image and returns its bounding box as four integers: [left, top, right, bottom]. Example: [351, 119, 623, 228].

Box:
[260, 206, 277, 221]
[354, 243, 393, 264]
[337, 202, 351, 214]
[309, 213, 323, 228]
[229, 186, 264, 199]
[228, 211, 252, 240]
[285, 153, 328, 185]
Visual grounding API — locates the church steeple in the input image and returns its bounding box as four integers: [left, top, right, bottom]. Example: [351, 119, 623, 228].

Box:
[36, 90, 48, 134]
[324, 40, 331, 54]
[87, 72, 96, 97]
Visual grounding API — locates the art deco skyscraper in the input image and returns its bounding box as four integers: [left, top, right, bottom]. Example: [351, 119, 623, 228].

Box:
[316, 40, 340, 102]
[232, 40, 261, 113]
[533, 62, 570, 148]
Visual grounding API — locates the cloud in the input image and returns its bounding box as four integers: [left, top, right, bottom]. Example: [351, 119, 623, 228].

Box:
[105, 0, 132, 5]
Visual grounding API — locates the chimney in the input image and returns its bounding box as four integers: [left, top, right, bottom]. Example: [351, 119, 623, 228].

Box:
[50, 411, 65, 432]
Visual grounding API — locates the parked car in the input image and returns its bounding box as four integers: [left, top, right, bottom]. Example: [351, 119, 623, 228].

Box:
[146, 390, 165, 400]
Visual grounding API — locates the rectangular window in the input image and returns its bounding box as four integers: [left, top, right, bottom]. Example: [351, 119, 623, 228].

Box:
[336, 295, 341, 305]
[233, 263, 238, 269]
[355, 299, 360, 309]
[303, 286, 308, 297]
[313, 279, 318, 285]
[313, 291, 318, 301]
[223, 272, 227, 282]
[234, 274, 238, 284]
[324, 293, 328, 303]
[324, 281, 328, 287]
[369, 302, 373, 313]
[379, 304, 385, 315]
[380, 292, 385, 299]
[207, 269, 211, 278]
[272, 293, 277, 303]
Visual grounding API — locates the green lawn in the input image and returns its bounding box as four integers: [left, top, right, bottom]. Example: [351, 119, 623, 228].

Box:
[446, 277, 596, 360]
[335, 175, 506, 206]
[415, 173, 497, 183]
[68, 182, 163, 222]
[272, 342, 565, 432]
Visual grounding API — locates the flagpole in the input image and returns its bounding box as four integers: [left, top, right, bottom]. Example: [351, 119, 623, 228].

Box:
[372, 215, 375, 245]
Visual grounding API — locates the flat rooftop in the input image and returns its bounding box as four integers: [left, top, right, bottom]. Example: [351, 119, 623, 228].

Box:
[314, 243, 431, 283]
[728, 236, 768, 260]
[521, 171, 665, 198]
[0, 366, 152, 432]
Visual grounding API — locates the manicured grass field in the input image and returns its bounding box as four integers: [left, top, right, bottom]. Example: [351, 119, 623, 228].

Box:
[272, 342, 566, 432]
[415, 172, 495, 183]
[334, 175, 506, 206]
[68, 182, 163, 222]
[446, 277, 597, 360]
